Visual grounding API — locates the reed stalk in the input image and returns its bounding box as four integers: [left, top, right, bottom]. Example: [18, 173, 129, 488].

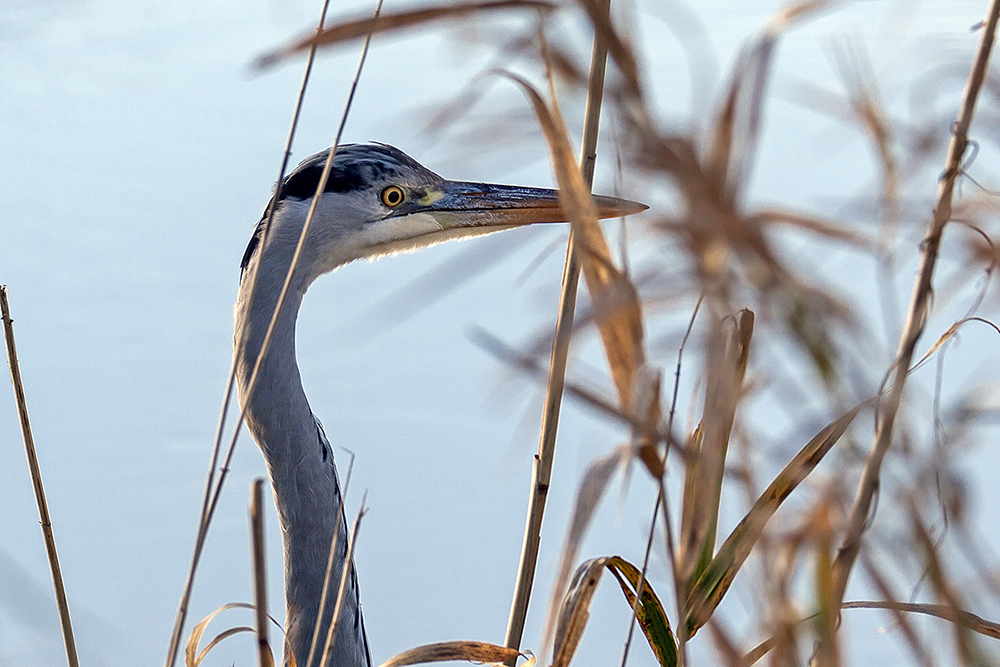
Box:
[0, 286, 80, 667]
[503, 1, 612, 658]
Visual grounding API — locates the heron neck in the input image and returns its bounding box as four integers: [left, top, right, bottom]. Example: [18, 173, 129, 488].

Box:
[234, 257, 368, 667]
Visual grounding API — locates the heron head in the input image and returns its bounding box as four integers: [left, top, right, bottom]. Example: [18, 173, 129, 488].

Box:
[241, 143, 646, 284]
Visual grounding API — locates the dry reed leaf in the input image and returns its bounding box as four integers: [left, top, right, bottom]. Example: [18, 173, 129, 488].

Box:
[377, 641, 531, 667]
[676, 310, 753, 598]
[192, 628, 257, 667]
[683, 399, 867, 637]
[706, 1, 831, 201]
[914, 316, 1000, 370]
[606, 557, 677, 667]
[542, 449, 624, 656]
[810, 502, 839, 667]
[550, 557, 677, 667]
[632, 366, 664, 478]
[503, 72, 646, 412]
[552, 558, 610, 667]
[840, 601, 1000, 641]
[748, 210, 871, 248]
[571, 0, 642, 97]
[743, 638, 774, 666]
[185, 602, 283, 667]
[255, 0, 554, 69]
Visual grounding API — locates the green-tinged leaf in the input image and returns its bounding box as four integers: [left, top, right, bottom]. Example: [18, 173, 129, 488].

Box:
[607, 557, 678, 667]
[684, 400, 868, 637]
[377, 641, 531, 667]
[677, 312, 752, 596]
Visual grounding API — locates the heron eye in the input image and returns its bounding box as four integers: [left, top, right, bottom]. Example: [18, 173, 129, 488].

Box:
[380, 186, 405, 208]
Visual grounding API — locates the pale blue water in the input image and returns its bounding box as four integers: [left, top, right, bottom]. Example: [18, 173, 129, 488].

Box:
[1, 0, 994, 665]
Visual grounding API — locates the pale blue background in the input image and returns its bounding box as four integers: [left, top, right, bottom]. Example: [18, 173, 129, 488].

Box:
[1, 1, 995, 665]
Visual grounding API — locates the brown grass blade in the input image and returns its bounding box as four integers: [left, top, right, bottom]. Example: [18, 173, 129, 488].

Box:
[684, 399, 868, 638]
[552, 558, 611, 667]
[840, 601, 1000, 641]
[378, 641, 532, 667]
[191, 627, 256, 667]
[255, 0, 554, 69]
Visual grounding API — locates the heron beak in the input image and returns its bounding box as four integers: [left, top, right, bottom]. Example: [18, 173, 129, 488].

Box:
[423, 181, 647, 229]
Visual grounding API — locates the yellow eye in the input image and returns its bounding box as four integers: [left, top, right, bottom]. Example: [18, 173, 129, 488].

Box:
[380, 186, 405, 207]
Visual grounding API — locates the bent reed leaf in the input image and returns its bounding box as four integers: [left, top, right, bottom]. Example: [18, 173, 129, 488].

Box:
[185, 603, 285, 667]
[607, 557, 678, 667]
[549, 556, 677, 667]
[378, 640, 531, 667]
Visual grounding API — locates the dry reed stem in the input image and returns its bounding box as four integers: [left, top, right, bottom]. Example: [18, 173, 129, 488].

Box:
[829, 0, 1000, 608]
[317, 493, 367, 667]
[306, 453, 355, 667]
[250, 479, 274, 667]
[503, 5, 614, 658]
[168, 4, 384, 666]
[0, 286, 80, 667]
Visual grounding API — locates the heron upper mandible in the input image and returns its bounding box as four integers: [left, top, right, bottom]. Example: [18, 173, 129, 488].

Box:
[234, 143, 645, 667]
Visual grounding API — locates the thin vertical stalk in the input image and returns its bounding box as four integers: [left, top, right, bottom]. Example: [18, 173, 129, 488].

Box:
[164, 0, 381, 663]
[503, 1, 611, 658]
[250, 479, 272, 667]
[318, 492, 368, 667]
[830, 0, 1000, 606]
[0, 286, 80, 667]
[163, 0, 335, 660]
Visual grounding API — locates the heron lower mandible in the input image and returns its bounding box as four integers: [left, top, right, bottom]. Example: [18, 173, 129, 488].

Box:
[234, 143, 644, 667]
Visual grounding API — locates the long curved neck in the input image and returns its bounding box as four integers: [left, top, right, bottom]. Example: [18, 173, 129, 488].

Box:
[234, 245, 368, 667]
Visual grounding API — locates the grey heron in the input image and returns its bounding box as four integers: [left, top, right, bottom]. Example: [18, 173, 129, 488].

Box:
[234, 143, 645, 667]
